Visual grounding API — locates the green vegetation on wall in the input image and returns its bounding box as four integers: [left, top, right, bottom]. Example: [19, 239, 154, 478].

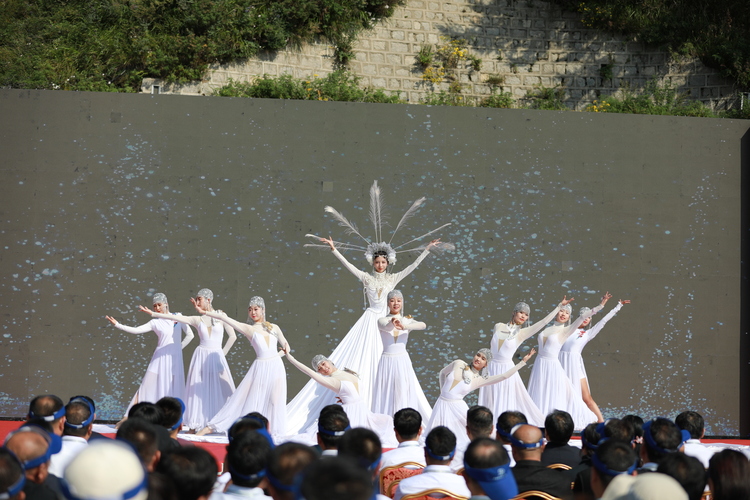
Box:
[0, 0, 403, 92]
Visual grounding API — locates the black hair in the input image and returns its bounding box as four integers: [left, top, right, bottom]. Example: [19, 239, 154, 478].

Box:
[300, 456, 373, 500]
[147, 472, 179, 500]
[0, 448, 25, 500]
[63, 400, 92, 438]
[593, 440, 637, 490]
[372, 250, 389, 264]
[117, 417, 159, 468]
[621, 414, 644, 463]
[268, 442, 318, 500]
[657, 452, 707, 500]
[643, 418, 682, 463]
[338, 428, 381, 471]
[156, 447, 218, 500]
[128, 402, 165, 426]
[496, 411, 527, 443]
[155, 398, 183, 430]
[425, 426, 456, 460]
[603, 418, 634, 443]
[581, 423, 601, 453]
[675, 411, 704, 440]
[69, 395, 96, 413]
[464, 437, 510, 469]
[393, 408, 422, 440]
[544, 410, 574, 444]
[28, 394, 64, 421]
[228, 415, 266, 441]
[708, 450, 750, 500]
[226, 430, 272, 488]
[317, 408, 350, 449]
[246, 412, 270, 428]
[467, 406, 494, 439]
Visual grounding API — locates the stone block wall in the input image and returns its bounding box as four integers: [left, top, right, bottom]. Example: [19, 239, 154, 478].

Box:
[142, 0, 738, 110]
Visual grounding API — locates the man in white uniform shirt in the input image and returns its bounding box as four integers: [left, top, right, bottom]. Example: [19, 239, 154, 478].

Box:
[379, 408, 425, 471]
[393, 426, 471, 500]
[675, 411, 715, 468]
[48, 398, 94, 477]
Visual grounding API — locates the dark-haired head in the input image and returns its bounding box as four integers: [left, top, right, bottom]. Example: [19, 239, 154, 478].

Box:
[317, 408, 350, 450]
[226, 430, 272, 488]
[300, 456, 372, 500]
[338, 428, 382, 473]
[267, 443, 318, 500]
[467, 406, 494, 440]
[708, 449, 750, 500]
[117, 417, 160, 471]
[155, 398, 184, 432]
[425, 426, 456, 464]
[128, 402, 165, 427]
[156, 447, 217, 500]
[658, 452, 706, 500]
[544, 410, 574, 444]
[675, 411, 704, 440]
[393, 408, 422, 441]
[496, 411, 527, 444]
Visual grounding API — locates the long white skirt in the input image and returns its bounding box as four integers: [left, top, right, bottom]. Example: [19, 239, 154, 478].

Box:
[206, 355, 287, 437]
[527, 356, 595, 430]
[184, 346, 236, 430]
[124, 343, 185, 417]
[559, 351, 588, 399]
[478, 358, 545, 427]
[286, 307, 383, 435]
[426, 396, 470, 451]
[372, 345, 433, 422]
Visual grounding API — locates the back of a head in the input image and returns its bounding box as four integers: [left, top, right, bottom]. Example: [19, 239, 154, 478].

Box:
[0, 448, 25, 500]
[338, 428, 382, 471]
[464, 437, 510, 469]
[643, 418, 683, 463]
[675, 411, 704, 440]
[467, 406, 494, 439]
[657, 452, 706, 500]
[318, 407, 350, 449]
[64, 400, 93, 438]
[582, 422, 603, 454]
[621, 415, 644, 460]
[157, 447, 217, 500]
[64, 440, 148, 500]
[463, 438, 516, 500]
[592, 439, 638, 492]
[4, 427, 51, 473]
[300, 456, 373, 500]
[155, 397, 184, 431]
[708, 449, 750, 500]
[425, 426, 457, 463]
[128, 403, 165, 426]
[393, 408, 422, 440]
[544, 410, 574, 444]
[28, 395, 65, 423]
[602, 419, 634, 443]
[117, 418, 159, 468]
[226, 430, 272, 488]
[268, 442, 318, 500]
[228, 415, 266, 442]
[510, 424, 544, 460]
[496, 411, 527, 444]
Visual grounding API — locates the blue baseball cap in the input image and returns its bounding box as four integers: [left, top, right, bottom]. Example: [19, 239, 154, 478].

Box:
[463, 462, 518, 500]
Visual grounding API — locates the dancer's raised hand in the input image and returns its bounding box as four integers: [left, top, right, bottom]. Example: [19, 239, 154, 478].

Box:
[320, 236, 335, 251]
[139, 305, 154, 315]
[522, 348, 537, 363]
[560, 296, 575, 306]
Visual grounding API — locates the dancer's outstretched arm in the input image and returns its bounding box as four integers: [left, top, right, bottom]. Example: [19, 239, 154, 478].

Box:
[560, 294, 610, 343]
[222, 322, 237, 355]
[514, 296, 575, 343]
[105, 316, 153, 334]
[586, 299, 629, 340]
[391, 239, 440, 284]
[141, 306, 202, 328]
[199, 308, 252, 338]
[320, 237, 369, 281]
[283, 349, 341, 392]
[473, 349, 536, 390]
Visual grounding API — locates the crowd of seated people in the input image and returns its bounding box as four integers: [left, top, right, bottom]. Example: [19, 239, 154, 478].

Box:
[2, 394, 750, 500]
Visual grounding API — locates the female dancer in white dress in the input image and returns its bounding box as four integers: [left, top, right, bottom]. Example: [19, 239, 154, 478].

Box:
[372, 289, 432, 422]
[560, 294, 628, 422]
[527, 295, 608, 429]
[140, 288, 236, 430]
[194, 296, 289, 438]
[106, 292, 193, 417]
[477, 297, 574, 427]
[283, 348, 398, 448]
[427, 348, 536, 451]
[285, 235, 441, 435]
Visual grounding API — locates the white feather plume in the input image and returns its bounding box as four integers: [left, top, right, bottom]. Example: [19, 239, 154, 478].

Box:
[324, 206, 370, 244]
[393, 223, 452, 250]
[389, 196, 425, 244]
[369, 181, 383, 243]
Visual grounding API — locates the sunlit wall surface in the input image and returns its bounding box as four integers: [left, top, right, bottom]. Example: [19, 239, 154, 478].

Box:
[0, 90, 745, 434]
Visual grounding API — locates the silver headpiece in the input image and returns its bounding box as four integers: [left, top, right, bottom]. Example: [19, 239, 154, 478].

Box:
[560, 304, 572, 314]
[248, 296, 265, 310]
[365, 242, 396, 265]
[152, 293, 168, 306]
[196, 288, 213, 301]
[478, 348, 493, 363]
[311, 355, 332, 371]
[387, 290, 403, 301]
[513, 302, 530, 314]
[579, 307, 592, 317]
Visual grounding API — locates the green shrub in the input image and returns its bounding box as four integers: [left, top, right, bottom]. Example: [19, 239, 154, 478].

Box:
[524, 85, 568, 110]
[586, 80, 716, 117]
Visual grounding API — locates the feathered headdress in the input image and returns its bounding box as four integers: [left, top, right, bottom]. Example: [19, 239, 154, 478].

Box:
[304, 181, 454, 264]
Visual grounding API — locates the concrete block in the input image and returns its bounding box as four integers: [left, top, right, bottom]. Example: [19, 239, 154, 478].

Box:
[505, 75, 521, 85]
[379, 66, 394, 76]
[525, 76, 541, 85]
[388, 78, 401, 88]
[387, 54, 403, 65]
[371, 53, 385, 63]
[395, 68, 411, 76]
[689, 75, 706, 86]
[363, 64, 378, 75]
[392, 42, 409, 53]
[373, 41, 388, 51]
[391, 30, 406, 40]
[372, 77, 387, 87]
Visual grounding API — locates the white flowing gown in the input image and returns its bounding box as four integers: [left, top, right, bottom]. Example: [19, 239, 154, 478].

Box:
[285, 247, 431, 435]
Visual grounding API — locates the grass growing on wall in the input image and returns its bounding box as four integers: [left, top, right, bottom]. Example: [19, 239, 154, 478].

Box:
[0, 0, 403, 92]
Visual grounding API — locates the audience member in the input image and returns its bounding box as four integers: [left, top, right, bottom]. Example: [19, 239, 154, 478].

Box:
[4, 424, 61, 500]
[509, 424, 571, 500]
[589, 439, 637, 499]
[541, 410, 580, 468]
[156, 397, 186, 443]
[462, 437, 518, 500]
[338, 428, 385, 498]
[638, 418, 687, 473]
[453, 406, 494, 472]
[63, 440, 148, 500]
[27, 396, 66, 437]
[675, 411, 715, 468]
[317, 405, 350, 457]
[0, 448, 26, 500]
[157, 447, 217, 500]
[300, 456, 372, 500]
[393, 426, 470, 500]
[572, 422, 601, 500]
[48, 398, 93, 477]
[620, 415, 643, 467]
[212, 430, 273, 499]
[266, 442, 318, 500]
[495, 411, 527, 467]
[148, 472, 179, 500]
[128, 404, 179, 454]
[379, 408, 425, 470]
[657, 452, 706, 500]
[117, 418, 161, 472]
[707, 449, 750, 500]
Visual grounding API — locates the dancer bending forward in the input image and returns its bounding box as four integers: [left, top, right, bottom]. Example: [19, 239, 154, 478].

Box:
[284, 348, 397, 448]
[141, 288, 236, 430]
[372, 289, 432, 422]
[560, 294, 628, 422]
[285, 236, 440, 435]
[106, 292, 193, 416]
[478, 297, 573, 427]
[528, 294, 608, 429]
[195, 296, 289, 438]
[427, 348, 536, 452]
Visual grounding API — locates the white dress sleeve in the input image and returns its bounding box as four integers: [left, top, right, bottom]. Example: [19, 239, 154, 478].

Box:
[586, 302, 623, 340]
[331, 248, 369, 282]
[181, 323, 194, 349]
[472, 361, 527, 390]
[390, 248, 431, 285]
[559, 304, 604, 343]
[401, 317, 426, 331]
[515, 303, 564, 342]
[285, 355, 341, 393]
[113, 321, 155, 335]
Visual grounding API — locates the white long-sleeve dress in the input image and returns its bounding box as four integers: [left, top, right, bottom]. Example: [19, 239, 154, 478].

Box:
[527, 306, 602, 430]
[285, 247, 431, 435]
[427, 360, 527, 451]
[478, 304, 562, 427]
[205, 319, 288, 437]
[372, 314, 432, 422]
[560, 302, 623, 398]
[114, 316, 192, 416]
